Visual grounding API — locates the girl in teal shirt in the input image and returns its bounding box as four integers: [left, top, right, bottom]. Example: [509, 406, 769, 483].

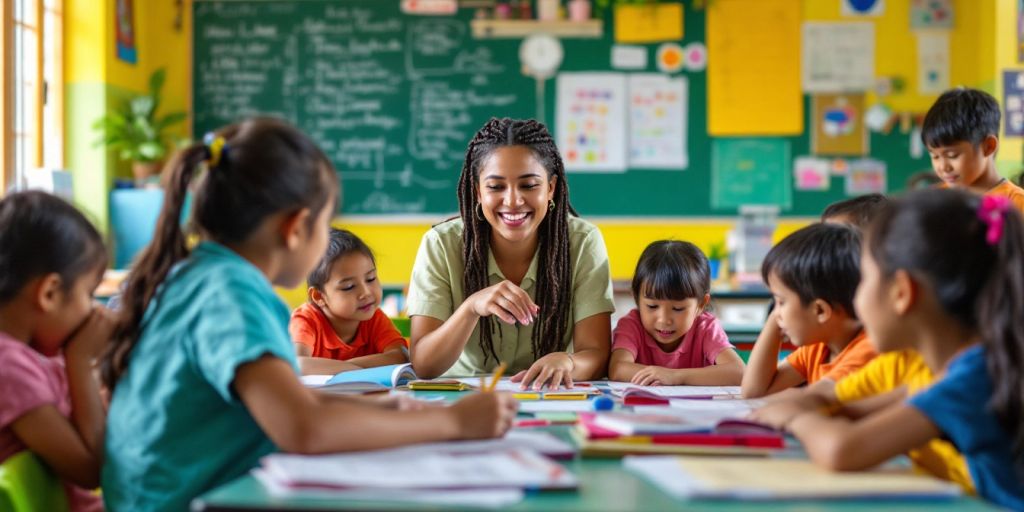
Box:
[100, 118, 517, 512]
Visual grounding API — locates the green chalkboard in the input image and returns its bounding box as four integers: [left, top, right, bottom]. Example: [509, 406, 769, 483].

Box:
[192, 1, 930, 217]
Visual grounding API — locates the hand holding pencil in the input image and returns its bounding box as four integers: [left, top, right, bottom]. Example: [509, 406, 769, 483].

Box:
[452, 362, 518, 439]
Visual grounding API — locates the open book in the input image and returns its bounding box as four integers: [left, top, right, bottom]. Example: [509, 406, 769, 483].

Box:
[573, 413, 783, 457]
[302, 363, 417, 393]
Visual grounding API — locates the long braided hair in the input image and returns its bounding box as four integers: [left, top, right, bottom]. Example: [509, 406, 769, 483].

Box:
[457, 118, 577, 365]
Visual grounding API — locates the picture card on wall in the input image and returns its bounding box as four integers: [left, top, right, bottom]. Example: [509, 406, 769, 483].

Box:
[557, 73, 628, 172]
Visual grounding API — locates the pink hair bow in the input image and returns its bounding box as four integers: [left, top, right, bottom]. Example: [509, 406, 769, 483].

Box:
[978, 195, 1011, 246]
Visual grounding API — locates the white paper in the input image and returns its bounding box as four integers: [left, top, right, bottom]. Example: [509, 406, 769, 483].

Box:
[255, 470, 525, 508]
[846, 158, 888, 195]
[608, 383, 741, 397]
[916, 31, 950, 95]
[455, 377, 599, 393]
[794, 156, 831, 191]
[802, 22, 875, 92]
[519, 400, 601, 413]
[628, 74, 688, 169]
[611, 45, 647, 70]
[556, 73, 628, 172]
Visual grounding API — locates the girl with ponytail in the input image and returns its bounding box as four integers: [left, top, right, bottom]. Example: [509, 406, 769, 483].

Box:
[100, 118, 517, 512]
[752, 188, 1024, 508]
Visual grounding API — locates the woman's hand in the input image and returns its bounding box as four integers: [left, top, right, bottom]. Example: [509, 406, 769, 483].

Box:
[466, 280, 539, 325]
[510, 352, 574, 390]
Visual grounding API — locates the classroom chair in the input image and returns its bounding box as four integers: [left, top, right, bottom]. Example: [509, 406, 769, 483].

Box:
[0, 451, 69, 512]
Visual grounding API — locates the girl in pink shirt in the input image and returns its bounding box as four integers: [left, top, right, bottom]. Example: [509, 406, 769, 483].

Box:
[0, 192, 112, 512]
[609, 240, 745, 386]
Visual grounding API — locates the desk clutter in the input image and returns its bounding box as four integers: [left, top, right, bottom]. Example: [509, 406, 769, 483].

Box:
[270, 377, 962, 507]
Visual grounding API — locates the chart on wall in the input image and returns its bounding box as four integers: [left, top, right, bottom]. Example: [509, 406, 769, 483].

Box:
[192, 1, 533, 215]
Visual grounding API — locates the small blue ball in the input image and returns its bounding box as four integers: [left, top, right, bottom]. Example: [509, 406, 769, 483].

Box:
[593, 395, 614, 411]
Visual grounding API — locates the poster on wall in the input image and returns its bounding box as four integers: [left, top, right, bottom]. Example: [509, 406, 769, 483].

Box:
[1019, 0, 1024, 63]
[916, 32, 950, 94]
[557, 73, 628, 172]
[711, 138, 792, 210]
[628, 74, 688, 169]
[116, 0, 137, 64]
[911, 0, 953, 29]
[845, 159, 887, 195]
[1004, 71, 1024, 137]
[842, 0, 884, 17]
[811, 94, 868, 156]
[802, 22, 875, 93]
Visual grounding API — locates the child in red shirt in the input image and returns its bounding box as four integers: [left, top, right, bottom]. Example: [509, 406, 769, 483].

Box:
[290, 229, 407, 375]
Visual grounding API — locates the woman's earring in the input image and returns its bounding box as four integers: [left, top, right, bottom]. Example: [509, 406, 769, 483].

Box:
[476, 203, 486, 221]
[548, 199, 555, 211]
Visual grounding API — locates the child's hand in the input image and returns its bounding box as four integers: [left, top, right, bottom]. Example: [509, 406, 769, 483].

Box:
[511, 352, 574, 390]
[449, 392, 518, 439]
[631, 366, 677, 386]
[748, 400, 816, 430]
[467, 280, 539, 325]
[65, 306, 116, 362]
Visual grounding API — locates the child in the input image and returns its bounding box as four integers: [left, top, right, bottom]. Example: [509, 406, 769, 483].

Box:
[0, 191, 112, 512]
[290, 229, 407, 376]
[751, 189, 1024, 508]
[740, 223, 876, 399]
[923, 87, 1024, 211]
[609, 241, 744, 385]
[100, 119, 518, 511]
[821, 193, 889, 230]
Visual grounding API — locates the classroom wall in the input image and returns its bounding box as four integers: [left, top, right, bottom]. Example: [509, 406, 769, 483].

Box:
[996, 0, 1023, 177]
[64, 0, 192, 233]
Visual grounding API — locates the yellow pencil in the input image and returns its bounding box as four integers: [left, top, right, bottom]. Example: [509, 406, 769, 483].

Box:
[484, 362, 507, 392]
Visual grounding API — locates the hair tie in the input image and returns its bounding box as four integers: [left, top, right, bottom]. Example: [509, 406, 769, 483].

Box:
[203, 132, 227, 168]
[978, 195, 1011, 246]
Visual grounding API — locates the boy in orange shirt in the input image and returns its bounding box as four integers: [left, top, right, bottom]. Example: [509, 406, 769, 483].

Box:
[923, 87, 1024, 211]
[741, 223, 876, 398]
[290, 229, 407, 375]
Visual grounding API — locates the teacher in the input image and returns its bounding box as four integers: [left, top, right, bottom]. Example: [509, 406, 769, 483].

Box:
[407, 118, 614, 389]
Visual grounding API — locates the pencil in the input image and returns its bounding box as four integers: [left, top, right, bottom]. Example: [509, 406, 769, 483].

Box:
[484, 362, 507, 392]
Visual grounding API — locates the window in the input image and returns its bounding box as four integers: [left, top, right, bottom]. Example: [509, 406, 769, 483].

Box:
[3, 0, 62, 191]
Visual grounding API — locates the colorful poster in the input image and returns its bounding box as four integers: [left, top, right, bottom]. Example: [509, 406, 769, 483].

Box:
[846, 159, 887, 195]
[911, 0, 953, 28]
[628, 75, 688, 169]
[614, 3, 684, 44]
[115, 0, 137, 64]
[811, 94, 868, 156]
[917, 32, 950, 95]
[711, 138, 791, 210]
[707, 0, 802, 136]
[794, 157, 831, 191]
[1004, 71, 1024, 137]
[557, 73, 628, 172]
[842, 0, 884, 16]
[802, 22, 875, 92]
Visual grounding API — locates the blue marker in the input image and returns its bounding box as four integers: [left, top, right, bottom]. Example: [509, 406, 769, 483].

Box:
[592, 395, 614, 411]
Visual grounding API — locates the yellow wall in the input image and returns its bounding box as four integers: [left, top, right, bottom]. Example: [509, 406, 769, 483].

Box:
[996, 0, 1022, 177]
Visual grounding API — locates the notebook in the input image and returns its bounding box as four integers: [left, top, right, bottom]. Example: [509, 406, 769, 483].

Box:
[407, 379, 473, 391]
[573, 414, 783, 457]
[324, 363, 417, 387]
[624, 456, 962, 501]
[609, 383, 742, 402]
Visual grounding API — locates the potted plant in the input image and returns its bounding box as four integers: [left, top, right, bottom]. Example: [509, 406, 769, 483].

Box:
[92, 68, 187, 185]
[707, 242, 727, 281]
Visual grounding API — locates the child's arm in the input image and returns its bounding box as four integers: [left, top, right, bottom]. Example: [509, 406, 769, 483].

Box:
[608, 348, 647, 382]
[631, 348, 746, 386]
[750, 386, 906, 429]
[234, 355, 519, 453]
[9, 308, 115, 489]
[294, 343, 362, 375]
[741, 311, 805, 398]
[784, 403, 938, 471]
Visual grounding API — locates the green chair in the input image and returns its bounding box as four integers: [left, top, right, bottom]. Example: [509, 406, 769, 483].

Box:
[0, 451, 69, 512]
[390, 316, 411, 338]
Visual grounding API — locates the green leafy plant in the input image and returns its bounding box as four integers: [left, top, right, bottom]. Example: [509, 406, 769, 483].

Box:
[92, 68, 187, 167]
[708, 242, 727, 261]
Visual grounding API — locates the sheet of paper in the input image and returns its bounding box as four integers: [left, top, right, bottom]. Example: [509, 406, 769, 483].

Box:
[519, 400, 600, 413]
[556, 73, 628, 172]
[917, 31, 950, 95]
[454, 377, 599, 393]
[628, 74, 688, 169]
[301, 375, 331, 387]
[614, 3, 683, 44]
[846, 159, 887, 195]
[611, 45, 647, 70]
[624, 456, 962, 500]
[911, 0, 953, 28]
[608, 383, 741, 397]
[794, 156, 832, 191]
[811, 94, 868, 156]
[802, 22, 875, 93]
[255, 470, 525, 508]
[707, 0, 802, 135]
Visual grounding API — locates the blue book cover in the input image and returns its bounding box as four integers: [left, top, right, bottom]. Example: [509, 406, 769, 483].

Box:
[325, 363, 417, 387]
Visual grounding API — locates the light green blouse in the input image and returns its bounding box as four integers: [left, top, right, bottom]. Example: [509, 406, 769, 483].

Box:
[407, 216, 615, 377]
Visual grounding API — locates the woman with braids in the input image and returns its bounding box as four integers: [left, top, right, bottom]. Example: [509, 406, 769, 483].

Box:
[407, 118, 614, 389]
